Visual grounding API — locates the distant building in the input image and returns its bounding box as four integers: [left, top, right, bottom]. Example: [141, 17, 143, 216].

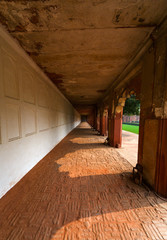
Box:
[123, 115, 140, 123]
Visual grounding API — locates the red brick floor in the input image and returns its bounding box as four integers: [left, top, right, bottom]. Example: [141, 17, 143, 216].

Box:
[0, 122, 167, 240]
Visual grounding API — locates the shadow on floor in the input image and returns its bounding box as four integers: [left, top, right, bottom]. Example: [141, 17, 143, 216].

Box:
[0, 126, 162, 240]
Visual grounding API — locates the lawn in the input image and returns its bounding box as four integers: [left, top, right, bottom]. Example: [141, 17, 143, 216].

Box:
[122, 124, 139, 134]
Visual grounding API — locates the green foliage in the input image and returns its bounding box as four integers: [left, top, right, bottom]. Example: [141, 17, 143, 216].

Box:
[122, 124, 139, 134]
[123, 95, 140, 115]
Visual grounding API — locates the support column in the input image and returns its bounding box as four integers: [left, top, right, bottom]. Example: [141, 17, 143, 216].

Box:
[138, 27, 167, 197]
[155, 119, 167, 196]
[108, 100, 123, 148]
[100, 108, 107, 136]
[105, 109, 108, 136]
[96, 110, 100, 132]
[94, 107, 97, 130]
[114, 111, 123, 147]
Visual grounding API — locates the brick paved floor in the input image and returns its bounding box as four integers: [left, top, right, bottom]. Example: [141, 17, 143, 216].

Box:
[0, 122, 167, 240]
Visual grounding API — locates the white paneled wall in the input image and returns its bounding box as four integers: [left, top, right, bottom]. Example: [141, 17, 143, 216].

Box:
[0, 25, 80, 198]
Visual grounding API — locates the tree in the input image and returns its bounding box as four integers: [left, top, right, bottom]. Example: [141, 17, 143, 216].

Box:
[123, 95, 140, 115]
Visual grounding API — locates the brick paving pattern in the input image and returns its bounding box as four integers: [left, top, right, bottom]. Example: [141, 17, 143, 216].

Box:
[0, 122, 167, 240]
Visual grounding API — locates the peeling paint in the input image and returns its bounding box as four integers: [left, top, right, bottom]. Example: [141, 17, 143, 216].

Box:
[30, 14, 39, 24]
[97, 89, 106, 93]
[27, 51, 39, 57]
[43, 5, 58, 12]
[35, 42, 43, 51]
[0, 12, 8, 28]
[155, 107, 163, 118]
[164, 101, 167, 117]
[92, 0, 107, 6]
[114, 10, 121, 23]
[138, 18, 145, 23]
[29, 7, 39, 23]
[45, 72, 64, 85]
[0, 0, 166, 106]
[14, 25, 26, 32]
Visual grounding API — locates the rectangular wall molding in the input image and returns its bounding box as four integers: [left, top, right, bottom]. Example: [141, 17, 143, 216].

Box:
[22, 70, 35, 105]
[2, 49, 20, 100]
[24, 103, 37, 137]
[6, 103, 21, 142]
[0, 24, 80, 199]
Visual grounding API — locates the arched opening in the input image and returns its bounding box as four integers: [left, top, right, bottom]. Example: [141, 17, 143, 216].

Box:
[122, 93, 140, 167]
[113, 87, 141, 168]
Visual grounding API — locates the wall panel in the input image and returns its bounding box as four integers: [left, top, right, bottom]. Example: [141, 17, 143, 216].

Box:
[0, 114, 2, 144]
[24, 104, 36, 136]
[38, 80, 49, 108]
[38, 109, 50, 132]
[23, 71, 35, 104]
[0, 25, 80, 198]
[6, 103, 21, 142]
[50, 110, 58, 128]
[3, 51, 19, 100]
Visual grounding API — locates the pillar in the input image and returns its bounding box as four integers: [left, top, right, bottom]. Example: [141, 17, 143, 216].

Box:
[94, 107, 97, 130]
[96, 110, 100, 132]
[138, 25, 167, 197]
[100, 108, 107, 136]
[105, 109, 108, 136]
[108, 100, 123, 148]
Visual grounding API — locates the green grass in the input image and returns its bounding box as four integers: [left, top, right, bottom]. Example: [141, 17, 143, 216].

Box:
[122, 124, 139, 134]
[123, 122, 139, 126]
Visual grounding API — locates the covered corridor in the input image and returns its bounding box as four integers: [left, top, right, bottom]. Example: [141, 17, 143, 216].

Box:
[0, 1, 167, 239]
[0, 122, 167, 240]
